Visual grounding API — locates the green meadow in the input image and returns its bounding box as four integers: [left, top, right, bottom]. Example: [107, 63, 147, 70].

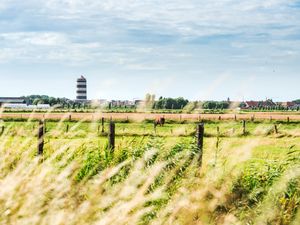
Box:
[0, 119, 299, 224]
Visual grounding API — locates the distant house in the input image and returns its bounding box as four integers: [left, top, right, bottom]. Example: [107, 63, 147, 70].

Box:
[244, 101, 260, 109]
[0, 97, 26, 107]
[260, 99, 277, 108]
[279, 102, 300, 110]
[110, 100, 135, 108]
[124, 100, 135, 107]
[242, 99, 276, 109]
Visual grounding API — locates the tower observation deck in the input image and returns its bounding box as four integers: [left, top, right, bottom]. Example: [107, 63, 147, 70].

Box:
[76, 76, 87, 101]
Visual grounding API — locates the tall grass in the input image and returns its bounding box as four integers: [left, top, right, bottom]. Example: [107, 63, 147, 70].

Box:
[0, 114, 299, 224]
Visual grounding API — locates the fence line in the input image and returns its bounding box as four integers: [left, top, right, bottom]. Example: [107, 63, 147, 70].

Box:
[1, 112, 300, 122]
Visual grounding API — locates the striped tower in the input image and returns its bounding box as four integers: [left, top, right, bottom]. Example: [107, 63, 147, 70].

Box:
[76, 76, 87, 101]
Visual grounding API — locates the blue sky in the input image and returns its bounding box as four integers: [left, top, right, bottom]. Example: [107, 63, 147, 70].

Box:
[0, 0, 299, 101]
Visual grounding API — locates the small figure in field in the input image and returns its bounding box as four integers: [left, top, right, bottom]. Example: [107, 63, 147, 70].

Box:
[154, 117, 165, 127]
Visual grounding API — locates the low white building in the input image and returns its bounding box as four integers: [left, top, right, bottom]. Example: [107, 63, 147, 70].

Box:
[2, 103, 27, 109]
[3, 104, 51, 109]
[36, 104, 51, 109]
[0, 97, 26, 107]
[110, 100, 135, 107]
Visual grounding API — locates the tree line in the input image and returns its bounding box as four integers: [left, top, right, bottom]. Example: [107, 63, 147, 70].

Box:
[22, 95, 85, 108]
[20, 95, 232, 110]
[20, 95, 300, 110]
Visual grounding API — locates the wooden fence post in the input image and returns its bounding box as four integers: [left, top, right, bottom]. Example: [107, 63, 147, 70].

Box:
[197, 123, 204, 167]
[216, 126, 220, 149]
[234, 114, 237, 121]
[101, 117, 105, 133]
[38, 120, 44, 155]
[108, 121, 115, 151]
[0, 126, 4, 136]
[69, 115, 72, 122]
[287, 117, 290, 123]
[66, 124, 69, 133]
[251, 115, 255, 122]
[243, 120, 246, 135]
[274, 124, 278, 134]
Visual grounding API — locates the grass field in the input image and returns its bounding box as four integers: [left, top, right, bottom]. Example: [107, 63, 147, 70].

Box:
[0, 118, 299, 224]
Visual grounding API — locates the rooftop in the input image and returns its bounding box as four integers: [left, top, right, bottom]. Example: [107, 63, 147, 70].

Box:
[0, 97, 26, 103]
[77, 75, 86, 82]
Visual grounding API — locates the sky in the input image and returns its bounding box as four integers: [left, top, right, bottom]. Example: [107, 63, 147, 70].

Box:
[0, 0, 300, 101]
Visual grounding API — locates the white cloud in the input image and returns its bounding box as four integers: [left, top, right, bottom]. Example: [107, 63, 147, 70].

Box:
[21, 0, 300, 37]
[25, 33, 67, 46]
[0, 32, 68, 46]
[0, 0, 299, 70]
[0, 32, 107, 64]
[0, 32, 68, 47]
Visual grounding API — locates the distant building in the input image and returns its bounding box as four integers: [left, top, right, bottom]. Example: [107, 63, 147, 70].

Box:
[0, 97, 26, 107]
[244, 101, 259, 109]
[76, 76, 87, 102]
[110, 100, 135, 108]
[280, 102, 295, 108]
[278, 102, 300, 110]
[242, 99, 276, 109]
[2, 103, 51, 109]
[36, 104, 51, 109]
[2, 103, 28, 109]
